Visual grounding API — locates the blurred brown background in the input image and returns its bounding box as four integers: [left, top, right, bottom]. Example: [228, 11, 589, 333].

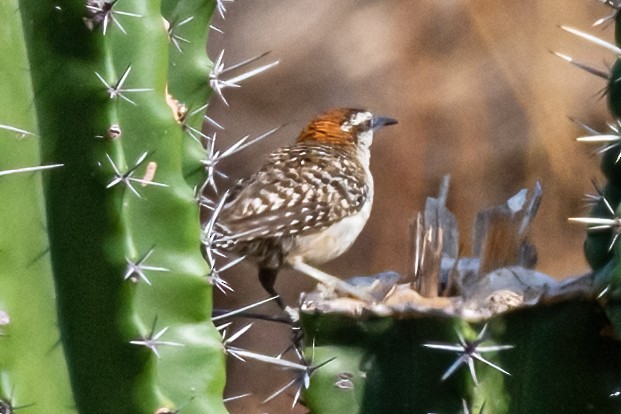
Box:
[206, 1, 611, 412]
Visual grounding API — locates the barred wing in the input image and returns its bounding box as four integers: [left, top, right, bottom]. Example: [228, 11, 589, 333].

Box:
[218, 144, 368, 242]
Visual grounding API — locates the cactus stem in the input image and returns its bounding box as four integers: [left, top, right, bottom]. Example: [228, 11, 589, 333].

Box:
[85, 0, 143, 36]
[461, 399, 486, 414]
[155, 396, 197, 414]
[130, 323, 184, 359]
[95, 65, 152, 105]
[0, 164, 63, 177]
[422, 324, 514, 384]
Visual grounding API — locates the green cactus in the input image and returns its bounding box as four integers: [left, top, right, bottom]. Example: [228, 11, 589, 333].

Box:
[0, 0, 227, 412]
[567, 4, 621, 336]
[301, 301, 621, 413]
[290, 4, 621, 413]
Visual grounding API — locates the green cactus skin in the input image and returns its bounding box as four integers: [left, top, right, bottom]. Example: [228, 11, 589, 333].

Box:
[162, 0, 215, 186]
[584, 179, 620, 271]
[583, 7, 621, 337]
[0, 0, 226, 412]
[0, 2, 75, 411]
[301, 300, 621, 414]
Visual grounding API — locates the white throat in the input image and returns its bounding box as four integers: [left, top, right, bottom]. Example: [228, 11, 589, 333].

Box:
[356, 129, 374, 171]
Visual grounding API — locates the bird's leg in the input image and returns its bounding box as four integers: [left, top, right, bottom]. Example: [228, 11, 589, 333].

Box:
[258, 267, 285, 309]
[287, 257, 374, 302]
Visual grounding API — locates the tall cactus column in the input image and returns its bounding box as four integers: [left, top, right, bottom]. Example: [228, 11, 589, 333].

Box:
[0, 0, 226, 413]
[0, 2, 75, 411]
[564, 6, 621, 334]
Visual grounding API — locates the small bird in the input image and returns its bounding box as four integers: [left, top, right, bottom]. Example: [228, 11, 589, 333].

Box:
[217, 108, 397, 307]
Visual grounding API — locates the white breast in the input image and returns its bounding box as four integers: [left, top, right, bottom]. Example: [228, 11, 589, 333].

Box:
[289, 197, 372, 264]
[289, 149, 374, 265]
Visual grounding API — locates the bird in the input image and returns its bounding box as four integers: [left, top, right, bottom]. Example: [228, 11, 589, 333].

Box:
[216, 108, 397, 308]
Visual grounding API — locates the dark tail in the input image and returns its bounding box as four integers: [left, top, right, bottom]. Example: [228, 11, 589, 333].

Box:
[258, 267, 285, 309]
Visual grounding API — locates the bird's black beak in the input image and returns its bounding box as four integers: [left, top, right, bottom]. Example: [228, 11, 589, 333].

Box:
[371, 116, 398, 130]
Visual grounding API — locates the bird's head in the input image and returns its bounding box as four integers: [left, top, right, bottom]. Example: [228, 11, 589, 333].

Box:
[296, 108, 397, 149]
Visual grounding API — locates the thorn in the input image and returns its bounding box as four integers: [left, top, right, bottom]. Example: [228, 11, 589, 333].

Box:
[0, 124, 36, 138]
[212, 296, 279, 321]
[84, 0, 142, 35]
[202, 190, 230, 264]
[570, 212, 621, 251]
[422, 324, 514, 384]
[550, 50, 610, 79]
[124, 247, 169, 285]
[190, 103, 225, 130]
[559, 25, 621, 55]
[130, 320, 184, 359]
[576, 134, 621, 143]
[223, 393, 251, 403]
[206, 255, 245, 294]
[568, 117, 601, 136]
[105, 152, 168, 198]
[95, 65, 152, 105]
[167, 16, 194, 53]
[572, 118, 621, 160]
[583, 179, 606, 208]
[200, 126, 281, 193]
[210, 24, 224, 34]
[0, 385, 35, 412]
[593, 13, 616, 29]
[178, 103, 215, 143]
[216, 0, 235, 19]
[251, 347, 334, 407]
[0, 163, 63, 177]
[221, 323, 254, 361]
[209, 50, 279, 105]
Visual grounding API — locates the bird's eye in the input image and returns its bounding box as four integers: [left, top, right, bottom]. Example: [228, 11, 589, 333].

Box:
[348, 111, 373, 128]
